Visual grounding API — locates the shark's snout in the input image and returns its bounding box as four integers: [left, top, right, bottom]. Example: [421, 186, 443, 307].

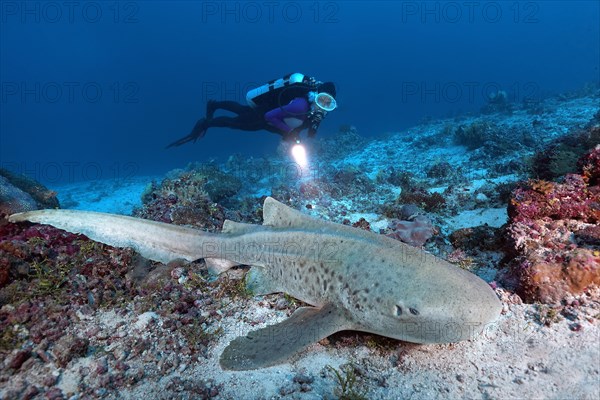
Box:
[412, 265, 502, 343]
[449, 275, 502, 341]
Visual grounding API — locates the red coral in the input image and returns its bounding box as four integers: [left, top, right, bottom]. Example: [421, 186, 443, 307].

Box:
[516, 251, 600, 303]
[508, 174, 599, 224]
[578, 145, 600, 185]
[351, 218, 371, 231]
[504, 148, 600, 303]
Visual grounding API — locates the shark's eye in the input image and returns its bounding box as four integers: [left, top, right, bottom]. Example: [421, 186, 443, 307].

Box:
[395, 305, 403, 316]
[409, 308, 420, 316]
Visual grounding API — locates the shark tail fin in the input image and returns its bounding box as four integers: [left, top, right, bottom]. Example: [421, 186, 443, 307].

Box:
[9, 209, 221, 264]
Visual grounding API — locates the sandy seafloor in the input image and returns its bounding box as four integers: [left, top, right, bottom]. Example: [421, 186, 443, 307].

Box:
[2, 92, 600, 399]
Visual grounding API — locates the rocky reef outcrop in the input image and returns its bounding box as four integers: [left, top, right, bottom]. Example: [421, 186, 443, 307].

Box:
[504, 145, 600, 303]
[0, 169, 59, 218]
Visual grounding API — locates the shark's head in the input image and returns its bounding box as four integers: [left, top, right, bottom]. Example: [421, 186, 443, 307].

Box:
[348, 251, 502, 344]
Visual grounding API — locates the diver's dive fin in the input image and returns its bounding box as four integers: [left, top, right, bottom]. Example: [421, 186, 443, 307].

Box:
[165, 118, 208, 148]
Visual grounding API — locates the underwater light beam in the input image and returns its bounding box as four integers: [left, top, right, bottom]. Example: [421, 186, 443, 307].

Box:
[291, 143, 308, 169]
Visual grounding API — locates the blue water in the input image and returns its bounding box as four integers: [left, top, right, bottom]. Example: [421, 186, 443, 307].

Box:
[1, 1, 598, 184]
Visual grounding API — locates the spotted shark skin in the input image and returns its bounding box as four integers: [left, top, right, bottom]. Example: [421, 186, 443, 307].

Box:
[9, 197, 502, 370]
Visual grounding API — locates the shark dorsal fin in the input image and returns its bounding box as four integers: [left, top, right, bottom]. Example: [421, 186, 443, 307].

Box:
[262, 197, 315, 228]
[262, 197, 416, 249]
[222, 220, 264, 235]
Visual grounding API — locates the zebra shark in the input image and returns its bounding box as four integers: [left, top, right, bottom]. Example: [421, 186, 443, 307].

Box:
[9, 197, 501, 370]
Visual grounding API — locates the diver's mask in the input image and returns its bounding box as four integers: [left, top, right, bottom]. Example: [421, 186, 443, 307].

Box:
[308, 91, 337, 112]
[314, 92, 337, 112]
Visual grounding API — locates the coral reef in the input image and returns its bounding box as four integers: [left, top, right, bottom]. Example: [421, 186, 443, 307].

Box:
[197, 164, 242, 204]
[530, 125, 600, 180]
[385, 216, 435, 247]
[312, 125, 367, 160]
[453, 121, 493, 150]
[296, 164, 375, 202]
[397, 189, 446, 213]
[349, 217, 371, 231]
[0, 169, 59, 218]
[0, 175, 37, 217]
[508, 174, 599, 223]
[376, 167, 415, 188]
[480, 90, 514, 115]
[454, 121, 537, 159]
[0, 217, 249, 399]
[425, 161, 452, 181]
[579, 143, 600, 185]
[503, 146, 600, 303]
[330, 166, 375, 198]
[135, 168, 227, 231]
[450, 226, 503, 252]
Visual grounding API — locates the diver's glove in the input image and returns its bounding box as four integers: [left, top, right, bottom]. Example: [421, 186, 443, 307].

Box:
[284, 127, 302, 143]
[308, 109, 325, 124]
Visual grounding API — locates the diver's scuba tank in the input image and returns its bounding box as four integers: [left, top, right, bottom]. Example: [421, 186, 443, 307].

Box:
[246, 73, 318, 109]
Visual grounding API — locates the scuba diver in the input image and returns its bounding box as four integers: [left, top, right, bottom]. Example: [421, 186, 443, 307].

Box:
[166, 73, 337, 148]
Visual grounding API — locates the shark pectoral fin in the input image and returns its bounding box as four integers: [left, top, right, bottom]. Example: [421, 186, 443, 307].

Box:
[205, 258, 241, 276]
[220, 303, 349, 370]
[245, 267, 280, 296]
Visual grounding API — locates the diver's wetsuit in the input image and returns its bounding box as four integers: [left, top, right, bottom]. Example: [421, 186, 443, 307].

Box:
[206, 101, 277, 132]
[264, 97, 310, 134]
[165, 98, 310, 148]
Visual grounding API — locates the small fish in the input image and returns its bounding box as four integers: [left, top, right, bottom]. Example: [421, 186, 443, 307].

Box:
[9, 197, 501, 370]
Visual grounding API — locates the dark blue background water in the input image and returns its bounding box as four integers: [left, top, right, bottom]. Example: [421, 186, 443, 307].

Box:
[1, 1, 598, 184]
